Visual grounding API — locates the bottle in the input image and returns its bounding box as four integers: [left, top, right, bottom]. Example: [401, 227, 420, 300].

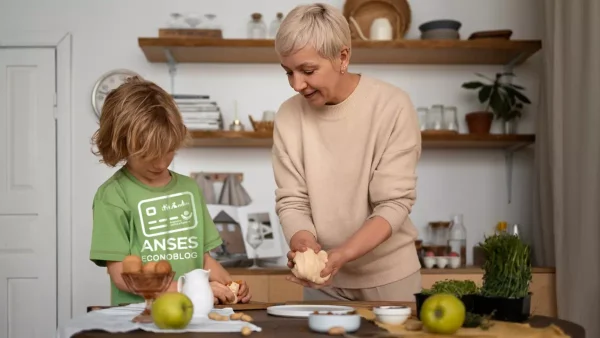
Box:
[268, 12, 284, 38]
[447, 214, 467, 267]
[247, 13, 267, 39]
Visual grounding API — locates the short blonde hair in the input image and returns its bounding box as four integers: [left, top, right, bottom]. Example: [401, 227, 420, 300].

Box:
[91, 76, 189, 167]
[275, 3, 351, 60]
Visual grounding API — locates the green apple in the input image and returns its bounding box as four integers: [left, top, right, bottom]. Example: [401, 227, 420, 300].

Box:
[420, 293, 465, 334]
[151, 292, 194, 329]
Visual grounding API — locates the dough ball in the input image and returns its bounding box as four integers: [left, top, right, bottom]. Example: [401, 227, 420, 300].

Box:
[291, 250, 331, 284]
[142, 261, 158, 274]
[225, 281, 240, 304]
[155, 260, 172, 274]
[122, 255, 142, 273]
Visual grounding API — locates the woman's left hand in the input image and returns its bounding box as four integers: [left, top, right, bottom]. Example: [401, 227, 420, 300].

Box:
[236, 280, 252, 303]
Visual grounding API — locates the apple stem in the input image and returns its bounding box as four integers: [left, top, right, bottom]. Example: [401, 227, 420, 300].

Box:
[435, 308, 444, 318]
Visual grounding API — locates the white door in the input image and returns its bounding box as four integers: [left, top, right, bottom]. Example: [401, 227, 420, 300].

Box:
[0, 48, 57, 337]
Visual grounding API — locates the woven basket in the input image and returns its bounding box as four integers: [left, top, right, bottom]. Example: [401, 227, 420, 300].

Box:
[248, 115, 274, 132]
[343, 0, 411, 40]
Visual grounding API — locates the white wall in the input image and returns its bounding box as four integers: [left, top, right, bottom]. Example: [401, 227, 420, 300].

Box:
[0, 0, 542, 318]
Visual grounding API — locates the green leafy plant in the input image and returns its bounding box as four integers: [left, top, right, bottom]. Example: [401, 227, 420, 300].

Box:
[421, 279, 480, 298]
[479, 232, 532, 298]
[461, 72, 531, 121]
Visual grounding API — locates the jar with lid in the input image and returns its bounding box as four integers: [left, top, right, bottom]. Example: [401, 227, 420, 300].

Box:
[268, 12, 284, 38]
[425, 221, 450, 256]
[247, 13, 267, 39]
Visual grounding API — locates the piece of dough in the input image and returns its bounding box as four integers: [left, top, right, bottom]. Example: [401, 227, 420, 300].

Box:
[225, 281, 240, 304]
[291, 250, 331, 284]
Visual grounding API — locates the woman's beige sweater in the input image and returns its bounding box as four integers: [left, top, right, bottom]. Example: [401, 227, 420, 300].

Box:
[272, 75, 422, 289]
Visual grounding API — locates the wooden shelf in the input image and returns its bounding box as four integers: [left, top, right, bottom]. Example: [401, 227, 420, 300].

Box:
[138, 38, 541, 65]
[188, 131, 273, 147]
[187, 130, 535, 149]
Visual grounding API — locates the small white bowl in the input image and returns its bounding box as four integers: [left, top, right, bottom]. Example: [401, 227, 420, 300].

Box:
[422, 256, 436, 268]
[448, 256, 461, 268]
[308, 311, 361, 333]
[435, 256, 448, 268]
[372, 306, 411, 325]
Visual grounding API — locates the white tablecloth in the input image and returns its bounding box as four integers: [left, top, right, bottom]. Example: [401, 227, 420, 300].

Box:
[56, 303, 262, 338]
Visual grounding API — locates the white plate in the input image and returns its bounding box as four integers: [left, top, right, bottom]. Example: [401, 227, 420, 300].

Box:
[266, 305, 355, 318]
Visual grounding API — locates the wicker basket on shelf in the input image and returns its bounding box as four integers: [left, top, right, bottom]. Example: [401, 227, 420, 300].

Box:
[248, 115, 274, 132]
[343, 0, 412, 40]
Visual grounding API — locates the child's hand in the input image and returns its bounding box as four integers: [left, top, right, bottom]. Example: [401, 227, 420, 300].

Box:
[236, 280, 252, 303]
[210, 281, 235, 304]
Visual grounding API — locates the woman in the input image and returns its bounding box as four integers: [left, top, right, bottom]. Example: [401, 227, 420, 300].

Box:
[271, 3, 423, 302]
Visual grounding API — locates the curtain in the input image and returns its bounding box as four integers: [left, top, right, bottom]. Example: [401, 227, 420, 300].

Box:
[533, 0, 600, 336]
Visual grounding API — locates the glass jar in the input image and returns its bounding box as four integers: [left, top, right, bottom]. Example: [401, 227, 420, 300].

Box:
[427, 104, 444, 130]
[416, 107, 429, 131]
[247, 13, 267, 39]
[447, 214, 467, 267]
[443, 106, 459, 132]
[269, 12, 284, 38]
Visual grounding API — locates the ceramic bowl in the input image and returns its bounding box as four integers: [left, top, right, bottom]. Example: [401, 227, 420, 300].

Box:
[435, 256, 449, 268]
[421, 28, 460, 40]
[373, 306, 411, 325]
[418, 19, 462, 32]
[449, 256, 461, 268]
[422, 256, 436, 268]
[308, 311, 360, 333]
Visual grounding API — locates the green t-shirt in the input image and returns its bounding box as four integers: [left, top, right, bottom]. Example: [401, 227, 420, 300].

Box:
[89, 167, 223, 306]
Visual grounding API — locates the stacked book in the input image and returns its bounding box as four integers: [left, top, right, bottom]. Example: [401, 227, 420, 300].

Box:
[173, 94, 223, 130]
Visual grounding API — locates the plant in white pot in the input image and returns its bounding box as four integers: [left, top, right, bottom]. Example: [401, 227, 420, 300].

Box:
[461, 72, 531, 134]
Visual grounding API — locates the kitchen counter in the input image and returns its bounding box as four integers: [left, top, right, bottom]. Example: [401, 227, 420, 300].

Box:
[226, 266, 557, 317]
[225, 266, 556, 275]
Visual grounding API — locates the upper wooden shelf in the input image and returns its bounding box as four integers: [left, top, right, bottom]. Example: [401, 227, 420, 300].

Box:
[187, 130, 535, 149]
[138, 38, 541, 65]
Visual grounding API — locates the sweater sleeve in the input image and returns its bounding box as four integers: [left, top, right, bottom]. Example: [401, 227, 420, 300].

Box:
[272, 114, 317, 245]
[368, 101, 422, 232]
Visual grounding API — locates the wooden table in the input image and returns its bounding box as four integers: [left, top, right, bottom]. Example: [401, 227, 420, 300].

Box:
[75, 301, 585, 338]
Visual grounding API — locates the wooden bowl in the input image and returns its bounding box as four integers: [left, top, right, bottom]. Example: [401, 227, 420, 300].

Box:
[249, 115, 274, 132]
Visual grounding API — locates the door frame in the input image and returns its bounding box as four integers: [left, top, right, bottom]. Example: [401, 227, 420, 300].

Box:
[0, 31, 73, 328]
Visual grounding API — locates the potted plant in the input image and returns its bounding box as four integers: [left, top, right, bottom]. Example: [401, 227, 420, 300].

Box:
[414, 279, 479, 320]
[474, 232, 533, 322]
[461, 72, 531, 134]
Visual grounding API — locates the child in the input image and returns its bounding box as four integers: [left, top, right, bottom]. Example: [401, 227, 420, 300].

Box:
[89, 76, 251, 306]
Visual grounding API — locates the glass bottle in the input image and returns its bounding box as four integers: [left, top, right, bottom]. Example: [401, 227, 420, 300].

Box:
[247, 13, 267, 39]
[447, 214, 467, 267]
[268, 12, 284, 38]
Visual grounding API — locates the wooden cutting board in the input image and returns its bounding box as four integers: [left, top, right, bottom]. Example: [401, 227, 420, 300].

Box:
[215, 301, 282, 311]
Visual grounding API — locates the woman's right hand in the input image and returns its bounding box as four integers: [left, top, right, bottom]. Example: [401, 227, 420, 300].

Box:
[287, 230, 321, 269]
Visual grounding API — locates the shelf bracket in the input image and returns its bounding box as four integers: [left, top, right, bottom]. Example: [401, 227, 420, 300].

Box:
[164, 48, 177, 94]
[504, 142, 530, 204]
[504, 52, 526, 74]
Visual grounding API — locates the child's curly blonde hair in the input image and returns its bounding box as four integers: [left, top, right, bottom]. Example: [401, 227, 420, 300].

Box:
[91, 76, 189, 167]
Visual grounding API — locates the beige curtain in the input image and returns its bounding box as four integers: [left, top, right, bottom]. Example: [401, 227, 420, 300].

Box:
[533, 0, 600, 336]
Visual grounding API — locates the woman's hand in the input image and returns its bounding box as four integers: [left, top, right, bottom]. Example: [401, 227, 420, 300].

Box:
[285, 246, 350, 289]
[287, 230, 321, 269]
[210, 281, 235, 305]
[236, 280, 252, 303]
[319, 247, 351, 281]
